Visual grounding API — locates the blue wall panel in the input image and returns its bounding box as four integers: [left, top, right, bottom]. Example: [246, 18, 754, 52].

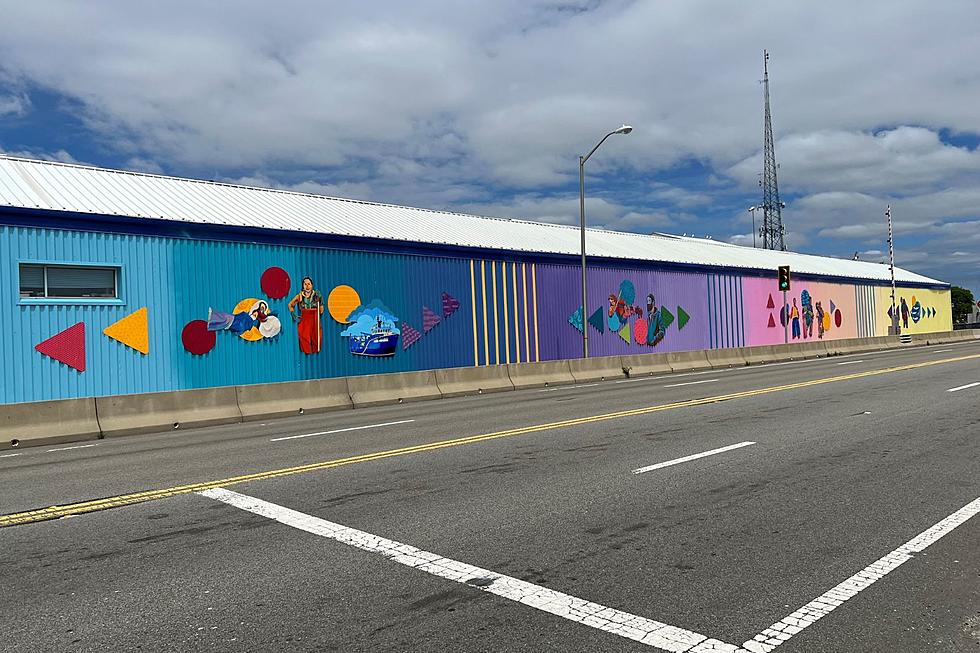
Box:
[3, 225, 478, 403]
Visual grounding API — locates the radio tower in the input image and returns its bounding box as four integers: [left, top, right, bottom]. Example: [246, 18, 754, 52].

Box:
[760, 50, 785, 250]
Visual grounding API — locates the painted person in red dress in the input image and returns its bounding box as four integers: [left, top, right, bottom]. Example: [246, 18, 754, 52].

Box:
[288, 277, 324, 354]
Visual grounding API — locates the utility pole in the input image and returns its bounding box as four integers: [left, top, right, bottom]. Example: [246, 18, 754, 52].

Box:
[886, 205, 899, 335]
[760, 50, 786, 251]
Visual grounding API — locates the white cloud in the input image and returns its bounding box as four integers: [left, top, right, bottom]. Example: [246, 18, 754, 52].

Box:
[729, 127, 980, 195]
[0, 1, 979, 288]
[0, 92, 29, 117]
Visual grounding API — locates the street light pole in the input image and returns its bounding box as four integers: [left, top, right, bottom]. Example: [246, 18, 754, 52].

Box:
[886, 204, 899, 335]
[579, 124, 632, 358]
[748, 206, 758, 248]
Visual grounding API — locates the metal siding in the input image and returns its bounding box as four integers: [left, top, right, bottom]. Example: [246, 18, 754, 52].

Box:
[0, 156, 944, 286]
[4, 225, 480, 402]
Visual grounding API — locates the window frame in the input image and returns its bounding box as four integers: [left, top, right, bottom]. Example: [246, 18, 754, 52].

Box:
[18, 261, 125, 306]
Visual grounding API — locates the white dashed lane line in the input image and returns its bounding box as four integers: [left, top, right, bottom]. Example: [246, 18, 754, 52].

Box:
[835, 360, 863, 365]
[0, 453, 22, 458]
[270, 419, 416, 442]
[663, 379, 719, 388]
[947, 382, 980, 393]
[46, 444, 98, 453]
[632, 441, 756, 475]
[201, 487, 734, 652]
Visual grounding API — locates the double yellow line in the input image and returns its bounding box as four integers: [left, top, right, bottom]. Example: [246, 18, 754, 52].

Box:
[3, 351, 979, 528]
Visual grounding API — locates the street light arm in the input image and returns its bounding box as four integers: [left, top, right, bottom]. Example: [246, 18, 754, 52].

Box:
[581, 130, 620, 166]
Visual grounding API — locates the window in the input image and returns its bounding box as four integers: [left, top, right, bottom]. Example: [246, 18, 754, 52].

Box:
[19, 264, 118, 299]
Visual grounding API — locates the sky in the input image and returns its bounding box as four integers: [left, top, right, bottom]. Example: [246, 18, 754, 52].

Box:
[0, 1, 978, 298]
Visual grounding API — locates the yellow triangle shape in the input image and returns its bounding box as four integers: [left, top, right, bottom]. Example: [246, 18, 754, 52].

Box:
[104, 307, 149, 354]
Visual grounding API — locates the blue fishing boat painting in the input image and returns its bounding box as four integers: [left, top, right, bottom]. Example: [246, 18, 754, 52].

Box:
[348, 316, 399, 356]
[340, 300, 401, 358]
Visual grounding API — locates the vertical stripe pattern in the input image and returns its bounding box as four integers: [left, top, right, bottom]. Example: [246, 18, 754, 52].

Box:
[707, 273, 745, 349]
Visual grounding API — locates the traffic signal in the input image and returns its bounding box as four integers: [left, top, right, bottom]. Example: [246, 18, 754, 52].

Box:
[778, 265, 791, 291]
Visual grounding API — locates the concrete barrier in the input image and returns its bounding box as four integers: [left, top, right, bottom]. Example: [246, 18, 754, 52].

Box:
[567, 356, 627, 383]
[507, 360, 575, 389]
[0, 398, 101, 450]
[435, 365, 515, 398]
[620, 353, 672, 376]
[706, 347, 748, 369]
[237, 378, 353, 421]
[796, 341, 830, 359]
[96, 387, 242, 438]
[666, 349, 712, 373]
[347, 370, 441, 408]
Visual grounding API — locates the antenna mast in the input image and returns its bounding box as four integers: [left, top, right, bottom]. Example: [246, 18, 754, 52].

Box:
[760, 50, 786, 250]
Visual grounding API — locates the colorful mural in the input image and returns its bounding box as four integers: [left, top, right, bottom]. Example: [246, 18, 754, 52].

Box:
[2, 221, 952, 404]
[875, 287, 952, 335]
[288, 277, 324, 354]
[742, 277, 858, 346]
[341, 300, 400, 357]
[208, 298, 281, 341]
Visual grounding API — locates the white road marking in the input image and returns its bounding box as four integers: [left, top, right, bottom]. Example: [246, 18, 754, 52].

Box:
[616, 369, 733, 385]
[46, 444, 97, 452]
[201, 487, 733, 652]
[270, 419, 415, 442]
[740, 495, 980, 653]
[835, 360, 863, 365]
[538, 383, 600, 392]
[0, 453, 22, 458]
[663, 379, 719, 388]
[947, 382, 980, 393]
[632, 442, 756, 475]
[933, 349, 952, 353]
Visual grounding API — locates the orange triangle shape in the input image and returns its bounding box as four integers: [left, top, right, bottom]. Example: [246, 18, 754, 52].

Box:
[104, 307, 149, 354]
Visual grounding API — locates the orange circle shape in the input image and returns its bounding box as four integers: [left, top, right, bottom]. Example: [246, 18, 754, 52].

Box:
[327, 285, 361, 323]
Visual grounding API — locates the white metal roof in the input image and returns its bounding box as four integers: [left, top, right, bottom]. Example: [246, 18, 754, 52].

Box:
[0, 155, 944, 285]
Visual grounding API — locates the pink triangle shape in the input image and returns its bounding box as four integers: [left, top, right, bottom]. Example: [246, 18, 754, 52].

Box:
[422, 306, 442, 333]
[401, 323, 422, 349]
[36, 322, 86, 372]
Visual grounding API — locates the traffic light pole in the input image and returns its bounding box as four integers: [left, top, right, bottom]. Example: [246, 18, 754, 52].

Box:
[783, 290, 788, 344]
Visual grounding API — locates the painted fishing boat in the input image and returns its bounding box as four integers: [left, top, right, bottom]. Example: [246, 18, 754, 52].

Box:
[348, 316, 399, 357]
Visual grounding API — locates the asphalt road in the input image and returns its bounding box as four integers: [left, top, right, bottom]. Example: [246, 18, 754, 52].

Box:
[2, 341, 979, 652]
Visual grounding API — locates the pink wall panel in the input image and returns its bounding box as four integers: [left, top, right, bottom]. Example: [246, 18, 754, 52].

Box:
[743, 276, 858, 346]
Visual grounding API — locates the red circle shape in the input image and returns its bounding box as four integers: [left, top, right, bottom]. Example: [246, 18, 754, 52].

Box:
[261, 267, 291, 299]
[834, 309, 842, 328]
[182, 320, 216, 355]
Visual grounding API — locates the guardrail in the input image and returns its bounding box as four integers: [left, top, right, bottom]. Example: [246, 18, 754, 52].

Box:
[2, 329, 977, 449]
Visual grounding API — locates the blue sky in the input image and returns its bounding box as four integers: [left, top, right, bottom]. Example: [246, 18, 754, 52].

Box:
[1, 1, 978, 299]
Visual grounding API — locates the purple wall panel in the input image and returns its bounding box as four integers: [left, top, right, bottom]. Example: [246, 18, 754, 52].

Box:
[534, 262, 711, 360]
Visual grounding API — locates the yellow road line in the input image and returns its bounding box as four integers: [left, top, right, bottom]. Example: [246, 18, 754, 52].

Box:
[3, 351, 979, 528]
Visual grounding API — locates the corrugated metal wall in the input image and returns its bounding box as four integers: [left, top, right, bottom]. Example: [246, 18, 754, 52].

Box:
[1, 224, 952, 404]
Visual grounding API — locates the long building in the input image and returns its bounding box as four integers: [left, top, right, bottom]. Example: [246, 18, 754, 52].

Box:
[0, 156, 951, 404]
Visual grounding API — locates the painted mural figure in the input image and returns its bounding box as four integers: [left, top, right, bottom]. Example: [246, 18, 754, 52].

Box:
[645, 294, 666, 347]
[815, 301, 825, 339]
[790, 298, 801, 340]
[800, 290, 814, 339]
[207, 301, 279, 338]
[288, 277, 324, 354]
[900, 297, 910, 329]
